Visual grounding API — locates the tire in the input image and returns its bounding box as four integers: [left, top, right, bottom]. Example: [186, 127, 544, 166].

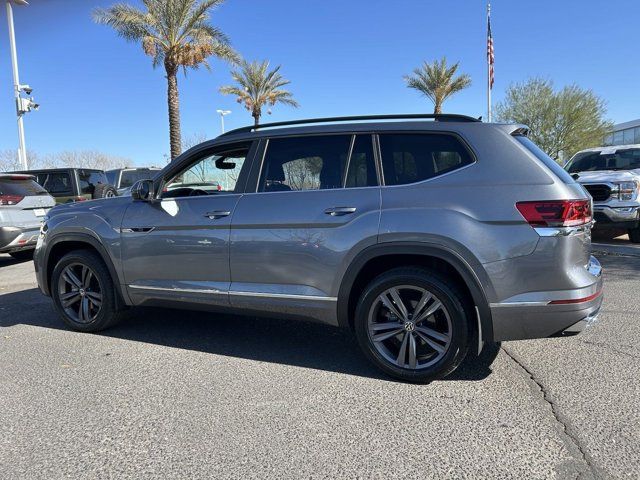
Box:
[92, 183, 118, 199]
[629, 228, 640, 244]
[51, 249, 125, 332]
[9, 249, 34, 261]
[353, 267, 470, 383]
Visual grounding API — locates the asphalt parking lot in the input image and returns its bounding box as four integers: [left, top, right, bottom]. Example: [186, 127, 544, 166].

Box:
[0, 252, 638, 479]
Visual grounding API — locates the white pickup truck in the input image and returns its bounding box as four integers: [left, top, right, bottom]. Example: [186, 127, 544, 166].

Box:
[565, 144, 640, 243]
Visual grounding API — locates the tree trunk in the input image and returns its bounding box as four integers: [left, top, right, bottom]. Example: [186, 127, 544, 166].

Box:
[253, 106, 261, 126]
[165, 62, 182, 160]
[433, 102, 442, 115]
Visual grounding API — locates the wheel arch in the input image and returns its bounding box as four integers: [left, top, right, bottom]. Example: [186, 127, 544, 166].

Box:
[43, 233, 128, 306]
[337, 242, 495, 344]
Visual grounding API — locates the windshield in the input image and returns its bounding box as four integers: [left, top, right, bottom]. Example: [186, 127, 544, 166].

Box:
[566, 148, 640, 173]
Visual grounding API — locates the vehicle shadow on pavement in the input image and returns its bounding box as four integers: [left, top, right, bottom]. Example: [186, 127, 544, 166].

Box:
[0, 256, 31, 267]
[0, 288, 497, 383]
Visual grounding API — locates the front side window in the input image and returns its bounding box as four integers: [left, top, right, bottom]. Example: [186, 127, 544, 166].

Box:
[379, 134, 473, 186]
[161, 146, 248, 198]
[259, 135, 377, 192]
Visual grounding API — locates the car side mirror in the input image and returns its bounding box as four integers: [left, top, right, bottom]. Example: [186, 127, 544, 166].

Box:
[131, 179, 154, 201]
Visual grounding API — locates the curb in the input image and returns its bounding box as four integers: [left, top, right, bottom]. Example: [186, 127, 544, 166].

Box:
[592, 243, 640, 257]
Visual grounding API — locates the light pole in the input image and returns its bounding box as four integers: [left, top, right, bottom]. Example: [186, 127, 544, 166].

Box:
[216, 109, 231, 133]
[6, 0, 35, 170]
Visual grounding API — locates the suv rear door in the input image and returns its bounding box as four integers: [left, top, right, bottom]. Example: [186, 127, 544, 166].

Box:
[229, 134, 380, 323]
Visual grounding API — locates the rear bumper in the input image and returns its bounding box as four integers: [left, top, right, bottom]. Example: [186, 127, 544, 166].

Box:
[0, 225, 40, 253]
[593, 205, 640, 229]
[490, 256, 604, 341]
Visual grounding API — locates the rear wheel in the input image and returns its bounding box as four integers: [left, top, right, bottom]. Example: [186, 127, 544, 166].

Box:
[51, 250, 125, 332]
[9, 249, 34, 261]
[354, 267, 470, 383]
[629, 228, 640, 244]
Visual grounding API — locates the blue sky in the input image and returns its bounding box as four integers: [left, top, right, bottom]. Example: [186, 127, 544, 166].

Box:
[0, 0, 638, 165]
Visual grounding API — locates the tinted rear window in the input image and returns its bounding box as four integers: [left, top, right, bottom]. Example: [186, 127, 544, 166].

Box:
[514, 136, 576, 184]
[379, 133, 473, 186]
[0, 178, 48, 196]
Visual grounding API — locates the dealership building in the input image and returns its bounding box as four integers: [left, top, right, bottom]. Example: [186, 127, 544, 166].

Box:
[604, 118, 640, 146]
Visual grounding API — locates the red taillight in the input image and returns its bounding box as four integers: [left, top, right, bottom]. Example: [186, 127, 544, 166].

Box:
[0, 194, 24, 205]
[217, 184, 222, 191]
[516, 200, 592, 227]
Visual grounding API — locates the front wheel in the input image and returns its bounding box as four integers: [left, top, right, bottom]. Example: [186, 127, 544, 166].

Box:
[354, 267, 470, 383]
[629, 227, 640, 244]
[51, 250, 125, 332]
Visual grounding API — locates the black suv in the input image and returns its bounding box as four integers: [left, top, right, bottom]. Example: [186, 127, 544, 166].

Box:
[13, 168, 118, 204]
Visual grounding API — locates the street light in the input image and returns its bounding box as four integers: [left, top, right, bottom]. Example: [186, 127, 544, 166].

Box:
[216, 109, 231, 134]
[6, 0, 35, 170]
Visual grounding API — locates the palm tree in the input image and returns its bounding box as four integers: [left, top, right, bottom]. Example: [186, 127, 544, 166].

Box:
[93, 0, 239, 160]
[220, 60, 299, 126]
[404, 57, 472, 114]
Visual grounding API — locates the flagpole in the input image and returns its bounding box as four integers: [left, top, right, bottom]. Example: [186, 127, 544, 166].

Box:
[487, 2, 492, 122]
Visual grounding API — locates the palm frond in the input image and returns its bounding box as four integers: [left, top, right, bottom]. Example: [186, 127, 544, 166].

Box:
[404, 57, 471, 113]
[220, 59, 298, 123]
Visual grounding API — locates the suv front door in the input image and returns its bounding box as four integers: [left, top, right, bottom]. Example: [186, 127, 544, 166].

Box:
[229, 134, 381, 325]
[120, 142, 254, 307]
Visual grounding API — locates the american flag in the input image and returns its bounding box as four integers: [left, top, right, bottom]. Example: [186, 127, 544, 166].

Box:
[487, 13, 494, 89]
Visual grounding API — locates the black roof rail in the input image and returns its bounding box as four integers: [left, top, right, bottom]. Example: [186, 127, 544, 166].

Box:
[220, 113, 480, 137]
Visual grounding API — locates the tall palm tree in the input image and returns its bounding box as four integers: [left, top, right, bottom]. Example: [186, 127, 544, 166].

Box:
[93, 0, 239, 160]
[404, 57, 472, 114]
[220, 60, 299, 126]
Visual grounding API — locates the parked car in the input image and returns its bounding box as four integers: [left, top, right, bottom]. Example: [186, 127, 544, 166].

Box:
[0, 174, 55, 260]
[13, 168, 118, 203]
[106, 167, 161, 196]
[33, 114, 603, 383]
[565, 144, 640, 243]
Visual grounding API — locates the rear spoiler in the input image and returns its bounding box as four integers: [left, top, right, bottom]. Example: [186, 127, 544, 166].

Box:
[510, 126, 530, 136]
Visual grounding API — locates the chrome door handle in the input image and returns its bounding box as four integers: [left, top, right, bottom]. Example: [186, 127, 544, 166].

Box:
[204, 210, 231, 219]
[324, 207, 357, 216]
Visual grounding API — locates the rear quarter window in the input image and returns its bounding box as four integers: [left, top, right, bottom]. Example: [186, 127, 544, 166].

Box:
[514, 136, 576, 184]
[378, 133, 474, 186]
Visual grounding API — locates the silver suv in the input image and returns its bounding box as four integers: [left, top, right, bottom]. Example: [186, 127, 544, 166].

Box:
[565, 144, 640, 243]
[33, 114, 603, 382]
[1, 174, 55, 260]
